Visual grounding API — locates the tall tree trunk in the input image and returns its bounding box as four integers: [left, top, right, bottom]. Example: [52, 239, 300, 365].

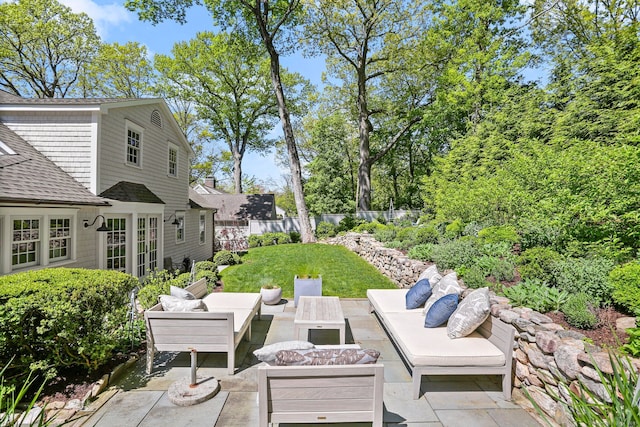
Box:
[233, 152, 243, 194]
[357, 65, 372, 211]
[257, 32, 315, 242]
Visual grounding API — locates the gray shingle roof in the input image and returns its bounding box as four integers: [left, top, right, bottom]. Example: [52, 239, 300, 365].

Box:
[100, 181, 165, 204]
[0, 89, 137, 105]
[0, 123, 110, 206]
[189, 188, 275, 221]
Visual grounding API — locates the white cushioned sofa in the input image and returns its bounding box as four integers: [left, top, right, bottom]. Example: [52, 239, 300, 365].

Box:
[145, 278, 261, 375]
[367, 288, 514, 399]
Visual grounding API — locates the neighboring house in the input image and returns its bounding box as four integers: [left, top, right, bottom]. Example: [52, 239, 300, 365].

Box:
[0, 90, 215, 277]
[190, 181, 276, 250]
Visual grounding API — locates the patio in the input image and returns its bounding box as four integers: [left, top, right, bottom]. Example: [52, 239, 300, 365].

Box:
[70, 299, 542, 427]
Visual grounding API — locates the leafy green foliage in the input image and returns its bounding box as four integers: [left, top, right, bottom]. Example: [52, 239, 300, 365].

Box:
[337, 215, 366, 233]
[429, 237, 482, 270]
[460, 266, 490, 289]
[0, 268, 137, 377]
[622, 327, 640, 357]
[562, 351, 640, 426]
[0, 361, 50, 426]
[137, 271, 190, 309]
[609, 262, 640, 315]
[407, 244, 434, 262]
[477, 225, 519, 245]
[315, 222, 337, 239]
[503, 279, 569, 313]
[213, 250, 241, 266]
[563, 293, 598, 329]
[353, 220, 386, 235]
[517, 247, 565, 282]
[552, 257, 615, 305]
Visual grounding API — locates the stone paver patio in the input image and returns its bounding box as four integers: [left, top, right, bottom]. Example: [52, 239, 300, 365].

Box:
[70, 299, 543, 427]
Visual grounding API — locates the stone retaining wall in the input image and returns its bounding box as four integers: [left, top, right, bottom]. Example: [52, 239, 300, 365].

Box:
[327, 232, 637, 426]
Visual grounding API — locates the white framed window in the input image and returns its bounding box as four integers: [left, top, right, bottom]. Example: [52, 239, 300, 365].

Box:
[199, 211, 206, 244]
[175, 211, 185, 244]
[125, 120, 143, 167]
[106, 218, 127, 272]
[168, 144, 178, 177]
[12, 219, 40, 268]
[49, 218, 71, 261]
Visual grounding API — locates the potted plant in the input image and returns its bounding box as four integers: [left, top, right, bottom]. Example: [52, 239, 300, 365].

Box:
[260, 278, 282, 305]
[294, 267, 322, 307]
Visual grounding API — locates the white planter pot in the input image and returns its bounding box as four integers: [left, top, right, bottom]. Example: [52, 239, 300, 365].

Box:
[294, 275, 322, 307]
[260, 287, 282, 305]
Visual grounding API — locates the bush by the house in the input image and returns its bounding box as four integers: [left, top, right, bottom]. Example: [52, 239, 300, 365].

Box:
[0, 268, 137, 378]
[213, 250, 241, 266]
[137, 271, 191, 309]
[315, 221, 337, 239]
[195, 260, 219, 291]
[609, 262, 640, 315]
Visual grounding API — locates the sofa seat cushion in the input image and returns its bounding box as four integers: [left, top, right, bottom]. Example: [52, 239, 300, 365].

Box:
[367, 289, 423, 314]
[202, 292, 261, 310]
[383, 312, 505, 367]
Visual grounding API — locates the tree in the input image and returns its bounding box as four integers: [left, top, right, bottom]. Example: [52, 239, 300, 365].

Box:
[155, 31, 280, 193]
[0, 0, 100, 98]
[126, 0, 317, 243]
[82, 42, 156, 98]
[303, 0, 428, 211]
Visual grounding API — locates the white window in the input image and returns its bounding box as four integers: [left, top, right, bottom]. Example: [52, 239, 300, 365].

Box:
[107, 218, 127, 272]
[12, 219, 40, 268]
[199, 211, 206, 244]
[125, 121, 143, 167]
[175, 212, 185, 243]
[49, 218, 70, 261]
[168, 144, 178, 177]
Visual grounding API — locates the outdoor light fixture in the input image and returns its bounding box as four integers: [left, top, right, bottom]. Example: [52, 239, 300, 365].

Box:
[83, 215, 110, 232]
[164, 213, 181, 226]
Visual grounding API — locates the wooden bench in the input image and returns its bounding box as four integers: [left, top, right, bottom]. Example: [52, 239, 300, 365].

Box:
[258, 364, 384, 427]
[367, 288, 515, 399]
[145, 278, 261, 375]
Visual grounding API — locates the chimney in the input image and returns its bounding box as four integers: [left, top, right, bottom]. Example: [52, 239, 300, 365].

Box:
[204, 176, 216, 189]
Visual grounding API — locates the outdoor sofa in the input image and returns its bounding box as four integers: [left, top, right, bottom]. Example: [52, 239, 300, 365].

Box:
[145, 278, 262, 375]
[367, 287, 515, 399]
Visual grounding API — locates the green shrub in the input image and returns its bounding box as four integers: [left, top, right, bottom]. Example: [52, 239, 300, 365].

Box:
[353, 220, 385, 234]
[622, 327, 640, 357]
[502, 279, 569, 313]
[195, 260, 216, 273]
[315, 222, 337, 239]
[517, 218, 566, 251]
[289, 231, 301, 243]
[461, 266, 489, 289]
[563, 292, 598, 329]
[444, 219, 464, 238]
[429, 237, 481, 270]
[413, 225, 440, 245]
[337, 215, 365, 232]
[196, 270, 219, 290]
[479, 241, 514, 259]
[462, 221, 484, 237]
[137, 271, 191, 309]
[609, 262, 640, 315]
[407, 244, 434, 261]
[213, 250, 241, 266]
[477, 225, 519, 245]
[474, 256, 516, 282]
[374, 224, 396, 242]
[248, 234, 262, 248]
[0, 268, 136, 376]
[517, 246, 564, 282]
[552, 257, 615, 305]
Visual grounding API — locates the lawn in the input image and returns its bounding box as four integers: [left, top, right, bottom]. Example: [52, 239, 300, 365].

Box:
[220, 243, 396, 298]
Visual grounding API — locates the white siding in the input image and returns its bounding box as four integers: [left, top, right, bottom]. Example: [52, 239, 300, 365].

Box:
[0, 112, 94, 187]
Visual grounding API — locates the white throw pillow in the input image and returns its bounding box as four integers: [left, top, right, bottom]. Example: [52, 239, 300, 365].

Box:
[418, 265, 442, 287]
[253, 340, 315, 363]
[159, 295, 207, 312]
[447, 287, 491, 338]
[170, 285, 196, 300]
[422, 272, 462, 314]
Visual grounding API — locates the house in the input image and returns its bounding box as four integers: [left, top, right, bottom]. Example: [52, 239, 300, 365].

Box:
[0, 90, 215, 277]
[191, 178, 276, 250]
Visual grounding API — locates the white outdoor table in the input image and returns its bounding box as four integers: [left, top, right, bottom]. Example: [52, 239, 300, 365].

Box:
[294, 296, 346, 344]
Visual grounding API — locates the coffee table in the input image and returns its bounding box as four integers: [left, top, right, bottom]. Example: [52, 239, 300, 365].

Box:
[294, 296, 346, 344]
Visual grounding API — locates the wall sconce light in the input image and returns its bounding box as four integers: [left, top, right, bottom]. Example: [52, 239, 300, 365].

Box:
[164, 213, 181, 226]
[84, 214, 110, 232]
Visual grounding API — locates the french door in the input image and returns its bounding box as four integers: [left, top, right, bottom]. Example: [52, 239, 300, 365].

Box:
[137, 215, 159, 277]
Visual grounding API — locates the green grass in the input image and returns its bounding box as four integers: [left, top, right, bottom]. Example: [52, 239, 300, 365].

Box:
[220, 243, 396, 298]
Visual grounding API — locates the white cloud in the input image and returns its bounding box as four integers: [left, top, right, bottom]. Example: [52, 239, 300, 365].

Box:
[59, 0, 132, 37]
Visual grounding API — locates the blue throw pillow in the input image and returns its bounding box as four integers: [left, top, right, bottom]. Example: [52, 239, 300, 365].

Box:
[405, 279, 432, 309]
[424, 294, 459, 328]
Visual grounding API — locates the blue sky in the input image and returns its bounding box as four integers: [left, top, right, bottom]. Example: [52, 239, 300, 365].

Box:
[57, 0, 326, 189]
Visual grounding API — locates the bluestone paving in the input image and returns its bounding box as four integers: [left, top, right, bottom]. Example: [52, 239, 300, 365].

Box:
[77, 298, 541, 427]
